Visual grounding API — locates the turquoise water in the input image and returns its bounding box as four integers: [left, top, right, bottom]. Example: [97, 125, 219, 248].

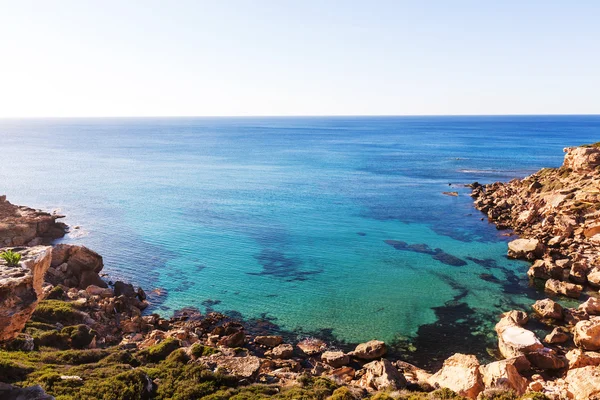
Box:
[1, 116, 599, 366]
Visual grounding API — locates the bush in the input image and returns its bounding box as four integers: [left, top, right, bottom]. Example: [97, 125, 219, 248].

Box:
[60, 325, 96, 349]
[41, 349, 109, 365]
[0, 249, 22, 266]
[46, 285, 66, 300]
[140, 338, 181, 363]
[32, 300, 83, 325]
[78, 369, 151, 400]
[0, 359, 33, 382]
[429, 388, 467, 400]
[190, 343, 220, 358]
[519, 394, 550, 400]
[330, 387, 356, 400]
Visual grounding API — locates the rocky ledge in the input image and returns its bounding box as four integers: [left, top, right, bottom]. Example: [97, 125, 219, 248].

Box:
[0, 195, 67, 247]
[2, 182, 600, 399]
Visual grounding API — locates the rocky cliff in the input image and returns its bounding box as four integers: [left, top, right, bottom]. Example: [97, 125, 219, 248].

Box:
[472, 144, 600, 296]
[0, 195, 67, 246]
[0, 246, 52, 341]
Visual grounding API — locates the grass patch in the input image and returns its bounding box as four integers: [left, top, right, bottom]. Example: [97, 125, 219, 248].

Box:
[32, 300, 83, 325]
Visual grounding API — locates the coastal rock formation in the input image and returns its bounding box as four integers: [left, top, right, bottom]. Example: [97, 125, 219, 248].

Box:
[0, 246, 52, 341]
[0, 382, 55, 400]
[471, 144, 600, 297]
[479, 358, 528, 396]
[428, 353, 484, 399]
[0, 196, 66, 246]
[573, 318, 600, 350]
[46, 244, 106, 289]
[564, 366, 600, 400]
[349, 340, 387, 360]
[358, 359, 406, 391]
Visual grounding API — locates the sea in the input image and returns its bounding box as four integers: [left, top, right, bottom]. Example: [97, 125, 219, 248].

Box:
[1, 115, 598, 367]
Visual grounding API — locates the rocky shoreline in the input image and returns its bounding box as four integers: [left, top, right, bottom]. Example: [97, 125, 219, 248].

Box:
[1, 145, 600, 399]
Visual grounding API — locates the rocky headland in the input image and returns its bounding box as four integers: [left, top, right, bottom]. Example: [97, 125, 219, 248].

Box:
[1, 144, 600, 399]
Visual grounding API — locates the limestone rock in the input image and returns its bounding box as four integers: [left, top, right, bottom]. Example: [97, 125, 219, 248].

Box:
[205, 355, 262, 379]
[566, 349, 600, 369]
[0, 197, 66, 247]
[573, 318, 600, 350]
[532, 298, 563, 320]
[579, 297, 600, 316]
[544, 327, 569, 344]
[358, 359, 406, 391]
[0, 246, 52, 341]
[428, 353, 484, 399]
[545, 278, 582, 298]
[349, 340, 387, 360]
[507, 238, 544, 260]
[321, 351, 350, 368]
[497, 325, 543, 359]
[254, 335, 283, 348]
[296, 338, 327, 355]
[266, 344, 294, 359]
[525, 347, 567, 370]
[588, 267, 600, 288]
[563, 145, 600, 172]
[48, 244, 106, 289]
[564, 365, 600, 400]
[479, 358, 528, 396]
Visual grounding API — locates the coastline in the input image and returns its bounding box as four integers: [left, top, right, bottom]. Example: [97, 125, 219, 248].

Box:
[1, 144, 599, 399]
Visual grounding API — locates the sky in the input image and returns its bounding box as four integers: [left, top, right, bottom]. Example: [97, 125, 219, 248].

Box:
[0, 1, 599, 117]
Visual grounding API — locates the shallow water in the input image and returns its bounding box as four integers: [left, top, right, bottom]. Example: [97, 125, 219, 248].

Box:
[1, 115, 599, 366]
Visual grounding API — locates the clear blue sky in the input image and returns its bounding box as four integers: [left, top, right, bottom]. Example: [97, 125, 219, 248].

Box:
[1, 1, 598, 117]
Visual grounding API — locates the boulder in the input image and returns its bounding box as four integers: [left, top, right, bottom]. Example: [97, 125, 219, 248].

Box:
[525, 347, 567, 370]
[205, 355, 262, 379]
[114, 281, 136, 297]
[321, 351, 350, 368]
[0, 246, 52, 341]
[266, 344, 294, 360]
[544, 327, 569, 344]
[497, 326, 543, 359]
[218, 331, 245, 348]
[349, 340, 387, 360]
[588, 267, 600, 288]
[479, 358, 528, 395]
[428, 353, 484, 399]
[563, 146, 600, 172]
[545, 278, 582, 298]
[358, 359, 406, 391]
[507, 239, 544, 260]
[573, 318, 600, 350]
[579, 297, 600, 315]
[0, 382, 55, 400]
[564, 365, 600, 400]
[49, 244, 106, 289]
[532, 298, 563, 320]
[254, 335, 283, 348]
[566, 349, 600, 369]
[296, 338, 327, 355]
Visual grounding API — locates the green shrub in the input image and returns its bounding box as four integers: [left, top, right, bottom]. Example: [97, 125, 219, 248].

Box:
[41, 349, 109, 365]
[0, 249, 22, 266]
[519, 393, 550, 400]
[478, 389, 517, 400]
[78, 369, 151, 400]
[60, 325, 96, 349]
[140, 338, 180, 363]
[46, 285, 66, 300]
[330, 386, 356, 400]
[0, 359, 33, 382]
[429, 388, 467, 400]
[32, 300, 83, 325]
[190, 343, 220, 358]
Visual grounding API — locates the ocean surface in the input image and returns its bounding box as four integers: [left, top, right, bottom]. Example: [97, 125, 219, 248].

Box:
[1, 115, 599, 367]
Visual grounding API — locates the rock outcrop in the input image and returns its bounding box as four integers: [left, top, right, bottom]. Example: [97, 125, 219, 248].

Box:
[0, 196, 66, 246]
[428, 353, 484, 399]
[0, 246, 52, 341]
[46, 244, 106, 289]
[471, 144, 600, 296]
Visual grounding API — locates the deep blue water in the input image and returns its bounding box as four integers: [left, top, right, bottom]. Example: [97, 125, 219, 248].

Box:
[1, 115, 598, 365]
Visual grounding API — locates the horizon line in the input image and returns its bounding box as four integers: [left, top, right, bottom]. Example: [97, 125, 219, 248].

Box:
[1, 113, 600, 120]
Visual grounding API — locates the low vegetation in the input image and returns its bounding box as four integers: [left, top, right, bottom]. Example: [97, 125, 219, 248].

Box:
[0, 249, 22, 266]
